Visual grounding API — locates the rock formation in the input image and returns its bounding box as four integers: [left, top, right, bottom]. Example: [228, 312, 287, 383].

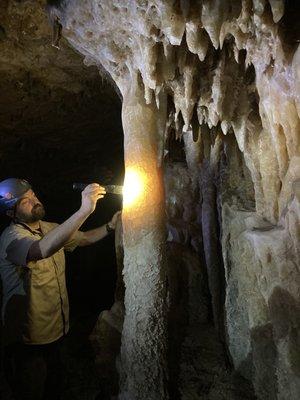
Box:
[47, 1, 299, 398]
[2, 0, 300, 399]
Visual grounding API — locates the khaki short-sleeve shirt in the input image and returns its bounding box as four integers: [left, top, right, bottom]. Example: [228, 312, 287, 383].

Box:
[0, 221, 84, 345]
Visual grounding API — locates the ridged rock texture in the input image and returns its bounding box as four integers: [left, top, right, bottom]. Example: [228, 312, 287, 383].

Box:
[46, 0, 299, 399]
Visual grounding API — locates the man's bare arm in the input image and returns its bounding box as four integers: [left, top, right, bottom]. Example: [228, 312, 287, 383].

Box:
[78, 211, 121, 247]
[78, 225, 108, 247]
[27, 184, 105, 262]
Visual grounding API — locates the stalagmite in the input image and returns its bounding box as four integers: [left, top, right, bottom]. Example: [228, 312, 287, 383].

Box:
[120, 75, 168, 400]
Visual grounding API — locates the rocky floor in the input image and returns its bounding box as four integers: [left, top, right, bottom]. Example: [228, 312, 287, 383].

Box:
[179, 324, 256, 400]
[1, 317, 256, 400]
[90, 312, 257, 400]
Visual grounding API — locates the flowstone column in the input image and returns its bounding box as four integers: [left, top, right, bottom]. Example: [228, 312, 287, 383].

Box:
[119, 76, 168, 400]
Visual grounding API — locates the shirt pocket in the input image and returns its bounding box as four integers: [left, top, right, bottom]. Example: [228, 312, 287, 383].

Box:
[30, 258, 55, 287]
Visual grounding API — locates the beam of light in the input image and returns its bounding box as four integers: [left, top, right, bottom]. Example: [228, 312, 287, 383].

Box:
[123, 167, 145, 208]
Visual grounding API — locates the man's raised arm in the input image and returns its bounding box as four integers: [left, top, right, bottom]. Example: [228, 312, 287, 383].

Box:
[27, 184, 105, 261]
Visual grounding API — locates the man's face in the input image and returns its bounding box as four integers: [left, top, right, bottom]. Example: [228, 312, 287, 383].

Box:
[15, 189, 45, 224]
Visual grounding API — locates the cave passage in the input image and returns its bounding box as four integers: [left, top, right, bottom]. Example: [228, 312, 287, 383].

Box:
[1, 1, 300, 400]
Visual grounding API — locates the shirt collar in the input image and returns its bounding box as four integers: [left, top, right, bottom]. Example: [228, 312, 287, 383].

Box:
[13, 220, 42, 235]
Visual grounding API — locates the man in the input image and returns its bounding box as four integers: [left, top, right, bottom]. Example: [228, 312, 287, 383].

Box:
[0, 178, 120, 400]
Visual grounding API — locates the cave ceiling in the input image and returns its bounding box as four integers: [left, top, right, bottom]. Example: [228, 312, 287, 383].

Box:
[0, 0, 123, 190]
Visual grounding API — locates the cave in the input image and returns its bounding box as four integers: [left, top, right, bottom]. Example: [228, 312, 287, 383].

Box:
[0, 1, 299, 399]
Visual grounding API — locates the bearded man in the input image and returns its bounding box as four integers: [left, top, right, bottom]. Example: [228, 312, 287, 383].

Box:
[0, 178, 120, 400]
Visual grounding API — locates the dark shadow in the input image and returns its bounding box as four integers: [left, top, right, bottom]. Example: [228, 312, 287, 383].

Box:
[166, 242, 191, 400]
[250, 323, 278, 399]
[268, 286, 300, 377]
[2, 293, 29, 346]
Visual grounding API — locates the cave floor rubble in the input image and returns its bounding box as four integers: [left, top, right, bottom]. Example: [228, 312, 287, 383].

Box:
[178, 324, 256, 400]
[1, 314, 257, 400]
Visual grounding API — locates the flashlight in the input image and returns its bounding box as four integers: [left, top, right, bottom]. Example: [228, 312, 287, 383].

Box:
[72, 183, 123, 195]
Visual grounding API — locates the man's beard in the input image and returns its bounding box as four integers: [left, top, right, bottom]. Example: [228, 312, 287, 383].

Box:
[17, 204, 46, 223]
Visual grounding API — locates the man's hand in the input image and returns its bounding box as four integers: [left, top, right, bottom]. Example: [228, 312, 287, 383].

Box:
[108, 210, 122, 229]
[80, 184, 106, 216]
[78, 210, 122, 246]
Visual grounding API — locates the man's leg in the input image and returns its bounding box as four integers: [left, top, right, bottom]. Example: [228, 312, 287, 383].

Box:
[3, 343, 19, 398]
[43, 338, 63, 400]
[14, 343, 47, 400]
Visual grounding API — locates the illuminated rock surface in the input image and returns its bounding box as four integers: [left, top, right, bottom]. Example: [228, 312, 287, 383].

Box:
[1, 0, 300, 399]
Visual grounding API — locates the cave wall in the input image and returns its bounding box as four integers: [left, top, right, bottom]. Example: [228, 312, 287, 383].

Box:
[14, 0, 300, 399]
